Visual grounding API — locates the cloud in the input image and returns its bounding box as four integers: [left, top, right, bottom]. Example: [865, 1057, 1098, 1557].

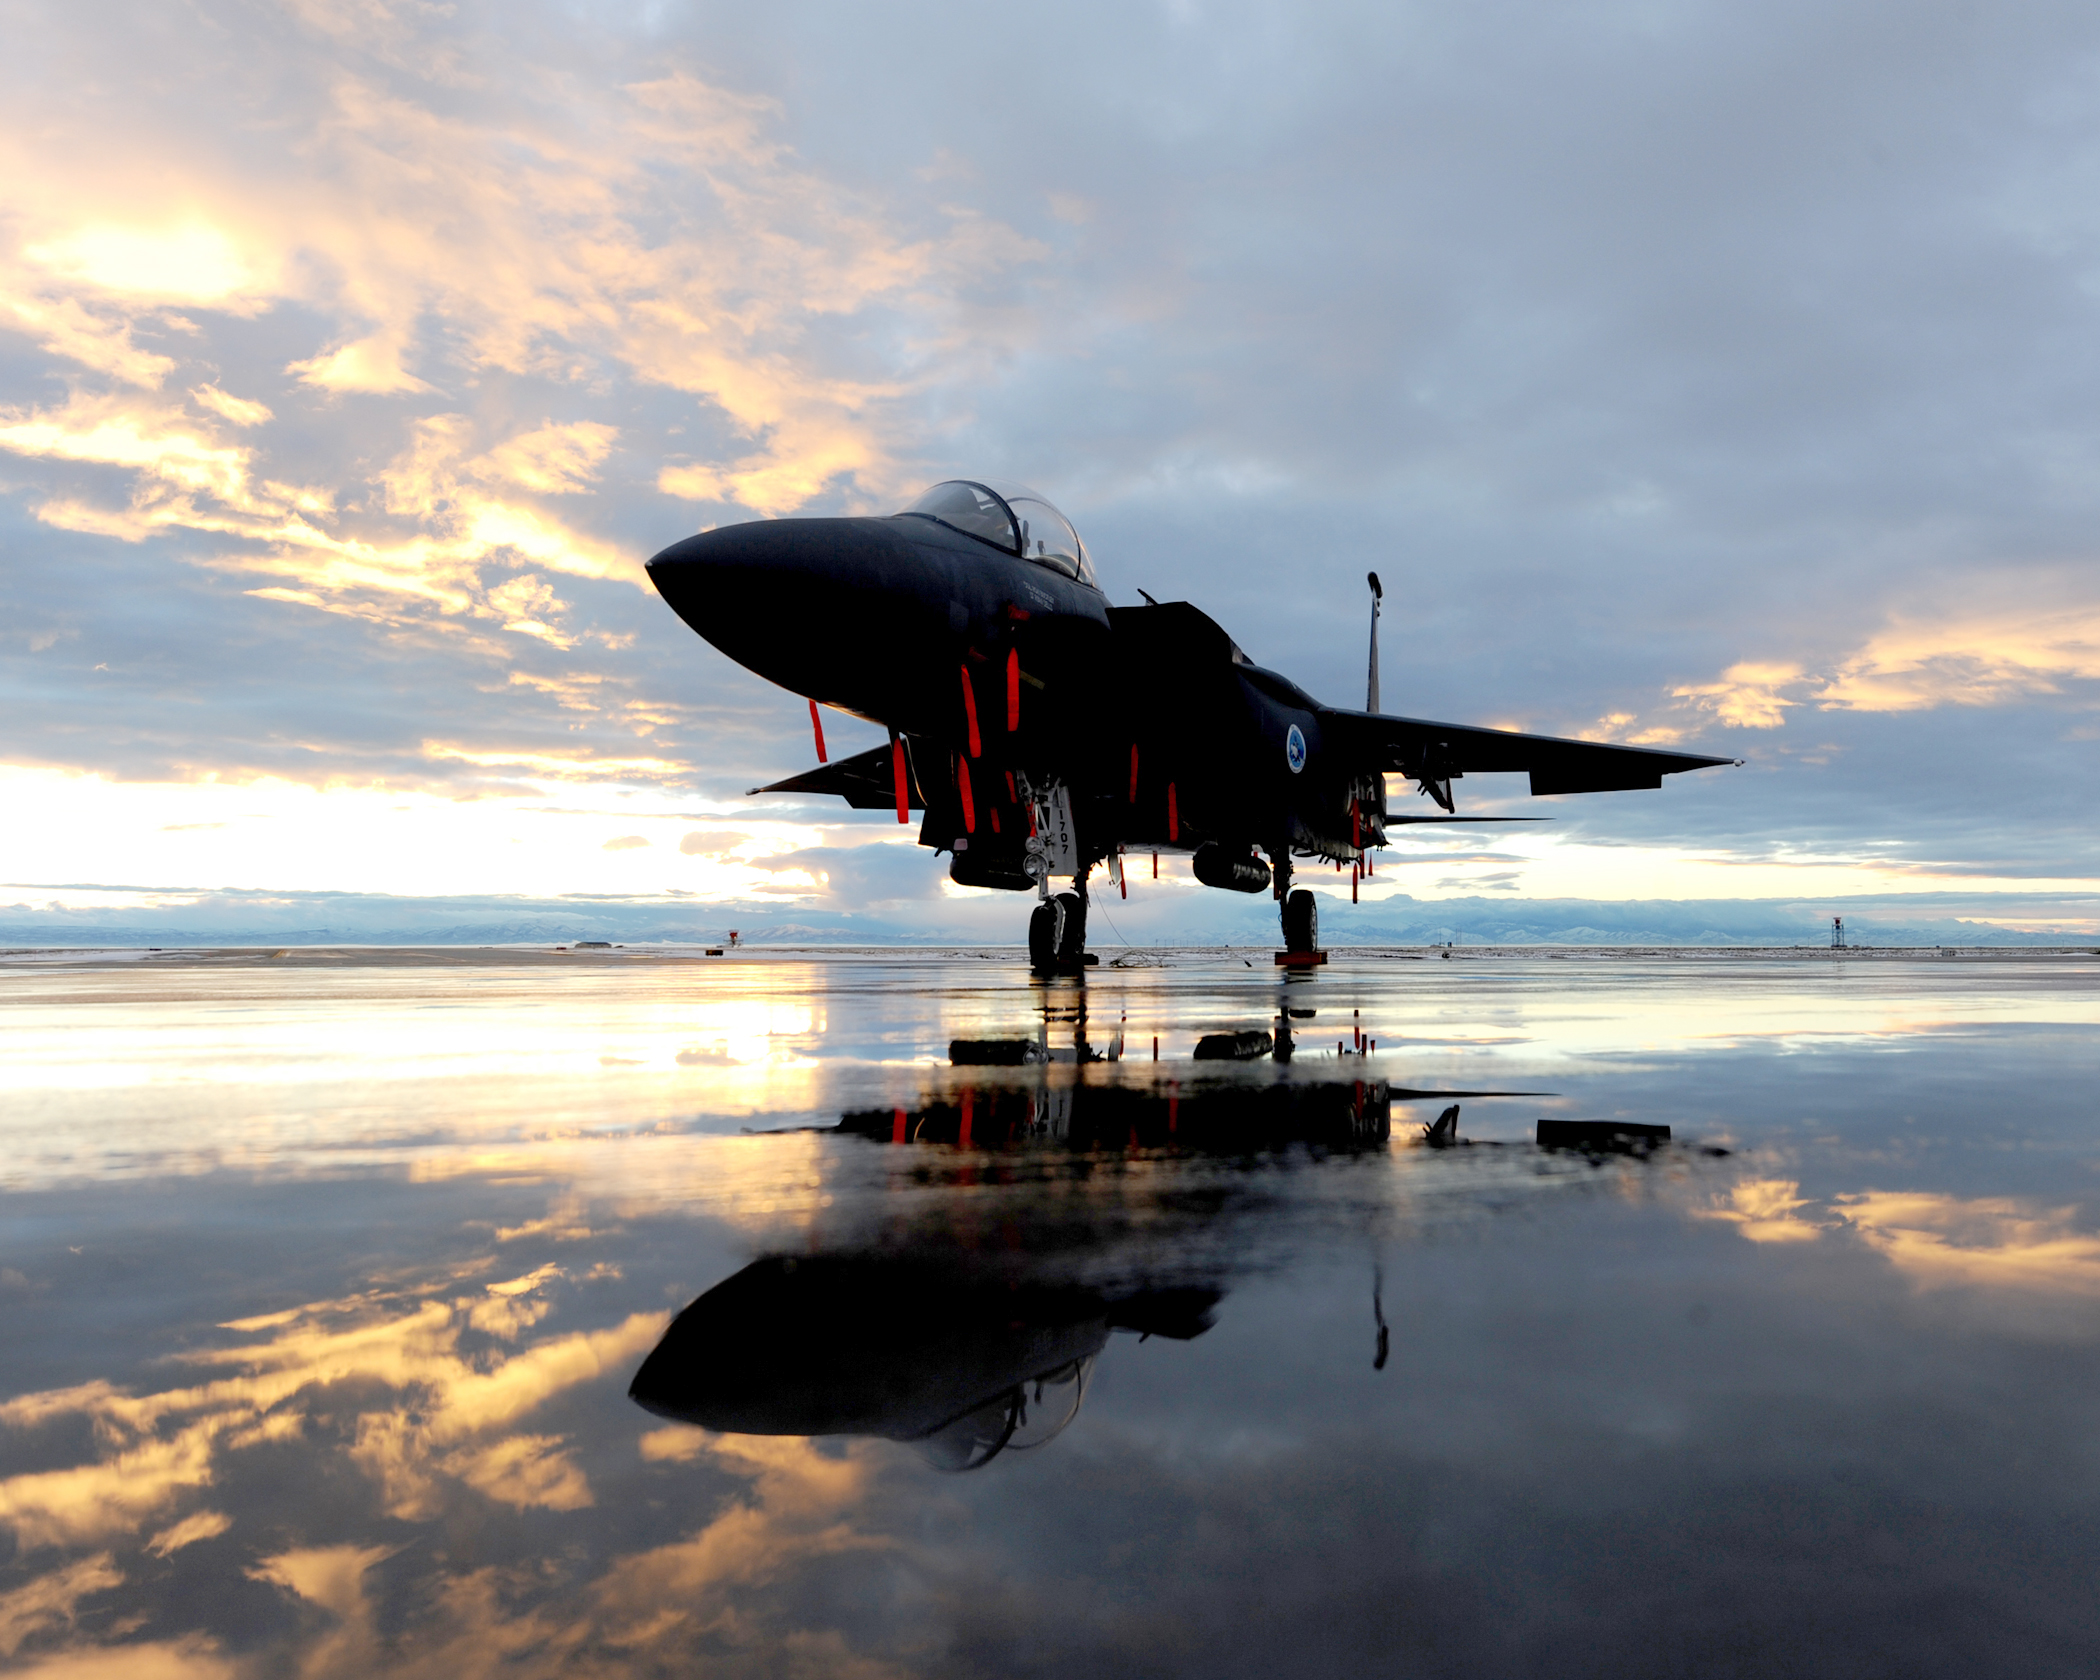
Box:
[0, 12, 1042, 827]
[602, 835, 649, 851]
[417, 743, 693, 783]
[0, 293, 176, 387]
[286, 334, 434, 396]
[0, 390, 266, 511]
[0, 391, 656, 661]
[2, 45, 1037, 517]
[1815, 603, 2100, 714]
[1436, 870, 1522, 892]
[680, 830, 751, 857]
[475, 423, 619, 496]
[1658, 589, 2100, 740]
[187, 386, 272, 428]
[24, 224, 269, 307]
[1670, 663, 1806, 730]
[5, 0, 2100, 911]
[742, 842, 943, 906]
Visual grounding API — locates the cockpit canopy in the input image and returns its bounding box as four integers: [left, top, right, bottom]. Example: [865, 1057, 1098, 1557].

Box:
[898, 480, 1097, 587]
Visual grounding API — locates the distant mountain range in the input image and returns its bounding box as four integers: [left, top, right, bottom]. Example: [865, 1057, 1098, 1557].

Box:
[3, 885, 2094, 948]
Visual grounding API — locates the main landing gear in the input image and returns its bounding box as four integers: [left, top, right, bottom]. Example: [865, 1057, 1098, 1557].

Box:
[1273, 850, 1326, 970]
[1028, 889, 1094, 976]
[1281, 889, 1318, 952]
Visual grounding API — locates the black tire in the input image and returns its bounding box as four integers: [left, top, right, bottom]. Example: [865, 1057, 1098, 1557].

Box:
[1054, 891, 1087, 964]
[1282, 889, 1319, 952]
[1028, 899, 1065, 972]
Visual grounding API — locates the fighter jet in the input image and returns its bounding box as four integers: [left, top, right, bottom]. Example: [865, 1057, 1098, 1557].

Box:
[645, 479, 1734, 969]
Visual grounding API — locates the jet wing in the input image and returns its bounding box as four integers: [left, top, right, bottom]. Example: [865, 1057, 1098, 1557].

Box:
[1320, 707, 1736, 798]
[749, 741, 925, 810]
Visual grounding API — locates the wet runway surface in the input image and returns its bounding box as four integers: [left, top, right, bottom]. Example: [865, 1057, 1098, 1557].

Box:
[3, 947, 2100, 1677]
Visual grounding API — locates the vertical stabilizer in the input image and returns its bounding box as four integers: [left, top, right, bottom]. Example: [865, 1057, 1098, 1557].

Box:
[1366, 571, 1383, 714]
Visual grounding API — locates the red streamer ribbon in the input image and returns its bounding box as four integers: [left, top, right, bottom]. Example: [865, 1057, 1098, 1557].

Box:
[959, 667, 981, 758]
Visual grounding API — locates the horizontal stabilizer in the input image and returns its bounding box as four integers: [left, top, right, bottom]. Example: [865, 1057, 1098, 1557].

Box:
[749, 741, 924, 810]
[1529, 767, 1660, 795]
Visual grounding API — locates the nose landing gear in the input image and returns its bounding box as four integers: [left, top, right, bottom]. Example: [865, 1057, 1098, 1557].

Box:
[1028, 889, 1094, 975]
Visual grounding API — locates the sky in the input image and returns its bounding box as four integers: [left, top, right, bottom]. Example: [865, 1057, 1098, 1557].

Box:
[4, 0, 2100, 945]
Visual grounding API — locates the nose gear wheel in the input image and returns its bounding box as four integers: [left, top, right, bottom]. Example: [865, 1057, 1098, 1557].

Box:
[1028, 897, 1066, 973]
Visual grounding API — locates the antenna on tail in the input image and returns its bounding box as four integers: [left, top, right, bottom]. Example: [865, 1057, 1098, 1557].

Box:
[1365, 571, 1383, 714]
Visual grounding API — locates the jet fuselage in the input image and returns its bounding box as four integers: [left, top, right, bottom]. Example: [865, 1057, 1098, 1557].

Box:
[646, 507, 1368, 887]
[644, 479, 1733, 942]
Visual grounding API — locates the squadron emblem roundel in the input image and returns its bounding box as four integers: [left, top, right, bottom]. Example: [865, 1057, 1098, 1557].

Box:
[1285, 724, 1307, 774]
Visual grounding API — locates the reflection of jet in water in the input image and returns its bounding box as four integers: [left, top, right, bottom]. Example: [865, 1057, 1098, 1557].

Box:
[839, 1074, 1400, 1153]
[638, 1074, 1552, 1471]
[637, 1073, 1385, 1469]
[806, 992, 1542, 1155]
[836, 1018, 1546, 1153]
[642, 1064, 1701, 1468]
[630, 1254, 1221, 1471]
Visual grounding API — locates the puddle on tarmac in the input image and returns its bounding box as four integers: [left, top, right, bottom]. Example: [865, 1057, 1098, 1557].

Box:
[3, 948, 2098, 1676]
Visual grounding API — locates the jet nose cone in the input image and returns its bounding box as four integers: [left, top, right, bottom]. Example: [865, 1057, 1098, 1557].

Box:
[646, 517, 926, 702]
[644, 519, 819, 634]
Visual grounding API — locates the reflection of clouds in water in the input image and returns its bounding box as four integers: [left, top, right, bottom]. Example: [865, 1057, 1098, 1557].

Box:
[592, 1435, 893, 1649]
[467, 1260, 580, 1341]
[143, 1510, 230, 1557]
[1836, 1192, 2100, 1296]
[1705, 1179, 2100, 1296]
[1702, 1178, 1826, 1243]
[5, 981, 829, 1128]
[244, 1546, 397, 1677]
[0, 1390, 221, 1549]
[0, 1250, 908, 1676]
[673, 1000, 821, 1068]
[4, 1174, 2099, 1674]
[0, 1262, 661, 1545]
[0, 1551, 123, 1657]
[12, 1640, 233, 1678]
[488, 1208, 597, 1246]
[218, 1436, 890, 1680]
